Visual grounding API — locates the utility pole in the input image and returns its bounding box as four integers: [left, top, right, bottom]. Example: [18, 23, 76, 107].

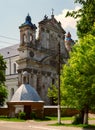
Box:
[58, 39, 61, 124]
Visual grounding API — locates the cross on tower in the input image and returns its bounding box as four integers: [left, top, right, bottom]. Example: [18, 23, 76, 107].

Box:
[52, 8, 54, 16]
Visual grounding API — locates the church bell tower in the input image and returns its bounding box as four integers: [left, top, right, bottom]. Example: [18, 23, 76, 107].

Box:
[17, 14, 37, 86]
[19, 14, 37, 47]
[18, 14, 37, 59]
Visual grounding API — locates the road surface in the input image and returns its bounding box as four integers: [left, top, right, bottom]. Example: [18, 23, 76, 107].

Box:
[0, 120, 94, 130]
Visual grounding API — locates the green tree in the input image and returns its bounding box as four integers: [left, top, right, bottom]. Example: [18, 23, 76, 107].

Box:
[0, 54, 7, 106]
[61, 34, 95, 124]
[48, 84, 58, 103]
[66, 0, 95, 38]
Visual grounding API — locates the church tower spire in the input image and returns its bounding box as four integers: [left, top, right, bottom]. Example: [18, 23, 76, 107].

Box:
[51, 8, 54, 19]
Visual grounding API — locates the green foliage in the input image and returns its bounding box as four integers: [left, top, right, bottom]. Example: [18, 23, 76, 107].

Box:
[0, 85, 8, 106]
[66, 0, 95, 38]
[0, 55, 7, 106]
[0, 55, 6, 84]
[61, 33, 95, 112]
[48, 84, 58, 103]
[72, 114, 83, 124]
[30, 112, 36, 119]
[48, 83, 64, 104]
[18, 112, 26, 120]
[61, 33, 95, 124]
[74, 0, 86, 4]
[0, 116, 25, 122]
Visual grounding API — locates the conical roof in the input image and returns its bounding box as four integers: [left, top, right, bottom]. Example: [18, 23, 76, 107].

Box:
[19, 14, 37, 29]
[11, 84, 41, 102]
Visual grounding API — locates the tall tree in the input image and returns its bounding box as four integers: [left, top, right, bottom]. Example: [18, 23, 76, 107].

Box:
[66, 0, 95, 38]
[61, 33, 95, 124]
[0, 55, 7, 106]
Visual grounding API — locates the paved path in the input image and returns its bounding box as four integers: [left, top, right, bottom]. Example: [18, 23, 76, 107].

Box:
[0, 120, 95, 130]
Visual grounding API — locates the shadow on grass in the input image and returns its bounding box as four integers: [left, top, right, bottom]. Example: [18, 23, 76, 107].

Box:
[49, 122, 95, 129]
[82, 124, 95, 129]
[35, 116, 51, 121]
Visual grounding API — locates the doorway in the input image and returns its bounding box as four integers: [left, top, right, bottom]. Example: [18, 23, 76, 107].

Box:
[24, 105, 31, 119]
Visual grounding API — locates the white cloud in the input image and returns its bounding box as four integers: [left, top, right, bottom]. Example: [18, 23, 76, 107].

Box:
[55, 6, 81, 30]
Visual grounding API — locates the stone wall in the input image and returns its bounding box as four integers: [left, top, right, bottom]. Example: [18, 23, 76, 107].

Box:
[0, 108, 9, 116]
[0, 106, 79, 118]
[44, 106, 79, 117]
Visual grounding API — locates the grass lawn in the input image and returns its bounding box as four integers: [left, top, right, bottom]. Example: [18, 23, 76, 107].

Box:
[47, 116, 74, 120]
[38, 116, 95, 129]
[0, 116, 74, 122]
[0, 116, 25, 122]
[50, 122, 95, 129]
[34, 116, 74, 121]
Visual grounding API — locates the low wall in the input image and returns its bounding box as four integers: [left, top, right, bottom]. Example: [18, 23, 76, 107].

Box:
[0, 108, 9, 116]
[0, 106, 79, 117]
[44, 106, 79, 117]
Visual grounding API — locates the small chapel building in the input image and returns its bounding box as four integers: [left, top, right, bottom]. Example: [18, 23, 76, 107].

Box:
[7, 71, 44, 119]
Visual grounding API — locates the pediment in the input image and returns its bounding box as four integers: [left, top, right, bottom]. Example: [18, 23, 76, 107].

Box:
[39, 17, 65, 34]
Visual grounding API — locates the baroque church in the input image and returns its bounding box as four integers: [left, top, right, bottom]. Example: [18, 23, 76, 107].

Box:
[0, 13, 74, 105]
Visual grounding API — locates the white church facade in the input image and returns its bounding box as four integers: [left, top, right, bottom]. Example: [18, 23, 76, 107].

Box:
[0, 14, 74, 105]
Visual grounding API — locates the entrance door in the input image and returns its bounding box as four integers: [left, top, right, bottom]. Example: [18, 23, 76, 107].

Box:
[24, 105, 31, 119]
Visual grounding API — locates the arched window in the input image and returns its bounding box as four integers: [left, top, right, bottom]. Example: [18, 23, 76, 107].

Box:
[30, 34, 33, 42]
[24, 34, 27, 42]
[14, 63, 16, 74]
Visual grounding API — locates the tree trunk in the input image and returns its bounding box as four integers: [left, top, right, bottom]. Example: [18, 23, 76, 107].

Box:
[80, 109, 84, 124]
[83, 106, 88, 124]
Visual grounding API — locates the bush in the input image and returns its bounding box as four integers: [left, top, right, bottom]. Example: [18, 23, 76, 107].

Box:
[72, 114, 83, 124]
[30, 112, 36, 119]
[18, 112, 26, 120]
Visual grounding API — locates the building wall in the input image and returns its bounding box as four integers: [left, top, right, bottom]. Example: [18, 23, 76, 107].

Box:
[6, 76, 18, 101]
[0, 107, 79, 117]
[44, 106, 79, 117]
[5, 56, 19, 75]
[5, 55, 19, 101]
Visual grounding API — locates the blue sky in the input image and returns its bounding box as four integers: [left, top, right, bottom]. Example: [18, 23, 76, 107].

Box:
[0, 0, 80, 48]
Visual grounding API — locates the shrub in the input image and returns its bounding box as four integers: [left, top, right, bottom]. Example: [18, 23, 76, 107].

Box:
[18, 112, 26, 120]
[30, 112, 36, 119]
[72, 114, 83, 124]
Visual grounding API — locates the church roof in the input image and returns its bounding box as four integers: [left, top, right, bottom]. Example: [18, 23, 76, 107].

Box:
[11, 84, 42, 102]
[0, 44, 19, 58]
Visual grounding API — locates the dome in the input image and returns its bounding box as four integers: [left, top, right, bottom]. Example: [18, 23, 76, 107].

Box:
[19, 14, 37, 30]
[22, 71, 29, 77]
[65, 32, 75, 45]
[11, 84, 41, 102]
[25, 14, 31, 24]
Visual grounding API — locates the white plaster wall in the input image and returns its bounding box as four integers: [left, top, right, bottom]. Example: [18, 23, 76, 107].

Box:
[19, 50, 29, 59]
[5, 59, 10, 75]
[11, 56, 19, 74]
[5, 56, 19, 75]
[32, 74, 37, 90]
[6, 77, 18, 101]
